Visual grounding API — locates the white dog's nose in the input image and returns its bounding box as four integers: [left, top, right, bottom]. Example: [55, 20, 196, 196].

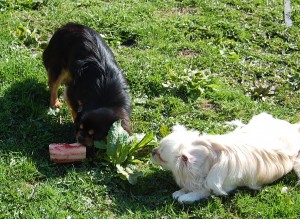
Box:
[152, 148, 157, 156]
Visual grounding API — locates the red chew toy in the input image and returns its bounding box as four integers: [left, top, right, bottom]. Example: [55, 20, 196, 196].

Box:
[49, 143, 86, 163]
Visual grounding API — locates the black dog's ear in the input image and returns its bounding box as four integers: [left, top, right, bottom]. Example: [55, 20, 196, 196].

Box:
[100, 107, 132, 134]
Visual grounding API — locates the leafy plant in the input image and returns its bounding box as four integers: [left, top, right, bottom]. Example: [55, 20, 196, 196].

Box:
[13, 25, 46, 48]
[94, 120, 157, 184]
[163, 67, 220, 99]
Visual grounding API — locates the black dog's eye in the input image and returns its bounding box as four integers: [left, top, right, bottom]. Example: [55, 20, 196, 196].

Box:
[88, 129, 94, 135]
[80, 124, 84, 130]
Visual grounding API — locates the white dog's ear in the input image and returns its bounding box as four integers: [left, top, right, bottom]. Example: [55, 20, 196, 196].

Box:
[172, 124, 187, 132]
[179, 153, 193, 166]
[181, 154, 188, 163]
[180, 147, 214, 174]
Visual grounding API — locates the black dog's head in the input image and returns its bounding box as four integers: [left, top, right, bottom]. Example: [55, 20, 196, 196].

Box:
[75, 107, 131, 147]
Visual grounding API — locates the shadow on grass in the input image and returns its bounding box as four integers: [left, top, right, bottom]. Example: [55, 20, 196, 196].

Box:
[104, 166, 300, 216]
[104, 166, 213, 215]
[0, 78, 75, 171]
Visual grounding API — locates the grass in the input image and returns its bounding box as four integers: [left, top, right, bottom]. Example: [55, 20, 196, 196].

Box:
[0, 0, 300, 218]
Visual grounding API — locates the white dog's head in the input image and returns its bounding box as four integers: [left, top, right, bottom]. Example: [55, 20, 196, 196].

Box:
[151, 125, 214, 185]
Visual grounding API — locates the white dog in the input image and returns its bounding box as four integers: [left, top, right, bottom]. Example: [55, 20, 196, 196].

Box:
[151, 113, 300, 203]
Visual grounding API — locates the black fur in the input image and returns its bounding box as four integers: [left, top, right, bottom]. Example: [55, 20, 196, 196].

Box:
[43, 23, 131, 146]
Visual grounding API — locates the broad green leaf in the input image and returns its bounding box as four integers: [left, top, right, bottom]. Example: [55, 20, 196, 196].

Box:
[116, 142, 130, 164]
[129, 132, 157, 154]
[116, 164, 143, 185]
[128, 171, 143, 185]
[94, 140, 107, 149]
[116, 164, 129, 179]
[106, 120, 130, 159]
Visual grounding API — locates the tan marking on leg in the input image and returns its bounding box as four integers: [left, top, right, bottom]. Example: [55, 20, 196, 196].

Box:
[47, 69, 72, 108]
[64, 87, 77, 121]
[49, 81, 61, 108]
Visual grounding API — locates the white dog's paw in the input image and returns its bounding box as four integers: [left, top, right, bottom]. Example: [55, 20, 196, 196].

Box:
[177, 191, 209, 204]
[172, 190, 187, 200]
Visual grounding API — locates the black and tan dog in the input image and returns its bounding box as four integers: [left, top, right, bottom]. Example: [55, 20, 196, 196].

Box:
[43, 23, 131, 146]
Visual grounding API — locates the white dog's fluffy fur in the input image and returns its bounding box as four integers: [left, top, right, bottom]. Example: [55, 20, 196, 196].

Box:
[151, 113, 300, 203]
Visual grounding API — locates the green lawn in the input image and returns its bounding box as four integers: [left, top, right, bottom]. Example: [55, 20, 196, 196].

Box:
[1, 0, 300, 218]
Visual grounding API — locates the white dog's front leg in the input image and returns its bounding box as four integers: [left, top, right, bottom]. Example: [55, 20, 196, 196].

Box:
[172, 188, 188, 200]
[177, 190, 210, 204]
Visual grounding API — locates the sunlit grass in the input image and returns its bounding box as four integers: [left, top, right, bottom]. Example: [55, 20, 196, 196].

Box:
[1, 0, 300, 218]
